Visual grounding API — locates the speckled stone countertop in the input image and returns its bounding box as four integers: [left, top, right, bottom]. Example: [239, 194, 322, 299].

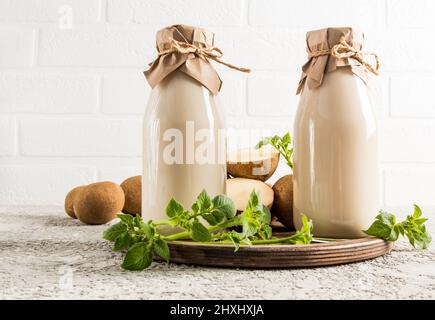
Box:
[1, 206, 434, 300]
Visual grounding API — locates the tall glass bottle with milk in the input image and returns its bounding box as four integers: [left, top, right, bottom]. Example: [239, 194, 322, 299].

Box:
[293, 27, 381, 238]
[142, 25, 249, 232]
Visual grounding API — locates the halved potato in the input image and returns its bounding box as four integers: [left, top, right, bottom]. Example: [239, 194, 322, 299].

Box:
[227, 146, 280, 182]
[226, 178, 274, 212]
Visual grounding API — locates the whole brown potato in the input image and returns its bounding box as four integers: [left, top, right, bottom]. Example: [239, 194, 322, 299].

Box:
[64, 185, 86, 219]
[271, 175, 294, 229]
[120, 175, 141, 215]
[74, 181, 125, 225]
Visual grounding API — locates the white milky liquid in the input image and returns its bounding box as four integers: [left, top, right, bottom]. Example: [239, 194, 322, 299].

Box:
[142, 71, 226, 231]
[293, 68, 380, 238]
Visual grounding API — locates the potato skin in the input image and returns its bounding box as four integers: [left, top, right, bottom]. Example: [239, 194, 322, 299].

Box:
[74, 181, 125, 225]
[120, 175, 141, 216]
[271, 175, 294, 229]
[227, 152, 280, 182]
[64, 186, 86, 219]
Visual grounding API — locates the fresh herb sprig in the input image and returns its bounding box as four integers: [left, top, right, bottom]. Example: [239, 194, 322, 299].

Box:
[256, 132, 293, 169]
[103, 189, 313, 270]
[364, 204, 432, 249]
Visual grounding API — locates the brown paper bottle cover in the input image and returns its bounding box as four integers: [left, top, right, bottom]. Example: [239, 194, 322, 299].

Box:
[297, 27, 380, 94]
[144, 24, 250, 95]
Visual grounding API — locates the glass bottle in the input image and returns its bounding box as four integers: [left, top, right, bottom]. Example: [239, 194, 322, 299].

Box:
[141, 25, 249, 233]
[293, 27, 380, 238]
[143, 70, 226, 229]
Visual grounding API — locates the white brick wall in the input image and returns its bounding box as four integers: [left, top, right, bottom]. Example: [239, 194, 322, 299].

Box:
[0, 0, 434, 215]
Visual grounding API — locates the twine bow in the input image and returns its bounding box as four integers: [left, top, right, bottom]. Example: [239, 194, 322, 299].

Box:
[309, 36, 380, 75]
[158, 39, 251, 73]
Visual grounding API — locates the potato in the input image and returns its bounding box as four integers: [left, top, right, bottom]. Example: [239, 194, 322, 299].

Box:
[120, 175, 141, 216]
[271, 175, 294, 229]
[64, 185, 86, 219]
[226, 178, 274, 212]
[227, 147, 280, 182]
[74, 181, 125, 225]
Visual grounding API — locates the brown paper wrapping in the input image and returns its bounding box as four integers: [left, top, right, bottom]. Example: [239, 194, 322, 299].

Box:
[297, 27, 370, 94]
[144, 25, 223, 95]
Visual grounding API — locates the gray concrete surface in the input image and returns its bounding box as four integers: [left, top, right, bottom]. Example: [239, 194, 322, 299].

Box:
[0, 206, 434, 300]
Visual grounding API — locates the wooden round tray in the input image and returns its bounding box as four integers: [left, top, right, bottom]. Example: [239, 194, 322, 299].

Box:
[157, 231, 394, 268]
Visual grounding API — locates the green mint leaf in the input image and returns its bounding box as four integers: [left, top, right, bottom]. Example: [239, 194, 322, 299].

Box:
[222, 231, 242, 252]
[363, 212, 397, 241]
[191, 202, 199, 214]
[282, 132, 291, 145]
[246, 189, 262, 213]
[284, 214, 313, 244]
[261, 205, 271, 224]
[255, 132, 293, 168]
[153, 238, 170, 263]
[377, 211, 396, 227]
[255, 137, 271, 149]
[102, 222, 127, 242]
[364, 207, 431, 249]
[414, 218, 428, 226]
[166, 198, 184, 218]
[118, 213, 134, 226]
[212, 194, 236, 219]
[242, 219, 258, 238]
[364, 220, 394, 240]
[202, 212, 220, 225]
[419, 227, 432, 250]
[113, 232, 132, 251]
[143, 221, 154, 239]
[196, 189, 212, 211]
[404, 221, 432, 249]
[260, 224, 272, 240]
[133, 214, 145, 229]
[190, 221, 212, 242]
[121, 242, 153, 271]
[413, 204, 423, 219]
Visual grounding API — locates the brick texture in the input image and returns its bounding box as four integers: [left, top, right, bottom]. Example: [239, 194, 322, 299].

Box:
[0, 0, 434, 209]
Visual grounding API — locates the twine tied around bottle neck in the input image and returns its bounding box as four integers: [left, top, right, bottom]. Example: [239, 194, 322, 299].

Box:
[308, 36, 380, 75]
[158, 38, 251, 73]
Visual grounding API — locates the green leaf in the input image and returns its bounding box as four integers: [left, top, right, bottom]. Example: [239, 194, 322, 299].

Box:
[196, 189, 212, 211]
[113, 232, 132, 251]
[202, 212, 219, 225]
[102, 222, 127, 242]
[212, 194, 236, 219]
[257, 224, 272, 240]
[133, 214, 145, 229]
[282, 132, 291, 145]
[261, 205, 271, 224]
[363, 220, 394, 240]
[255, 137, 271, 149]
[255, 132, 293, 168]
[363, 212, 398, 241]
[191, 202, 199, 214]
[121, 242, 153, 271]
[363, 207, 431, 249]
[166, 198, 184, 218]
[284, 214, 313, 244]
[143, 222, 154, 239]
[413, 204, 423, 219]
[247, 190, 259, 208]
[154, 238, 170, 263]
[242, 219, 258, 238]
[190, 221, 212, 242]
[118, 213, 133, 226]
[377, 211, 396, 227]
